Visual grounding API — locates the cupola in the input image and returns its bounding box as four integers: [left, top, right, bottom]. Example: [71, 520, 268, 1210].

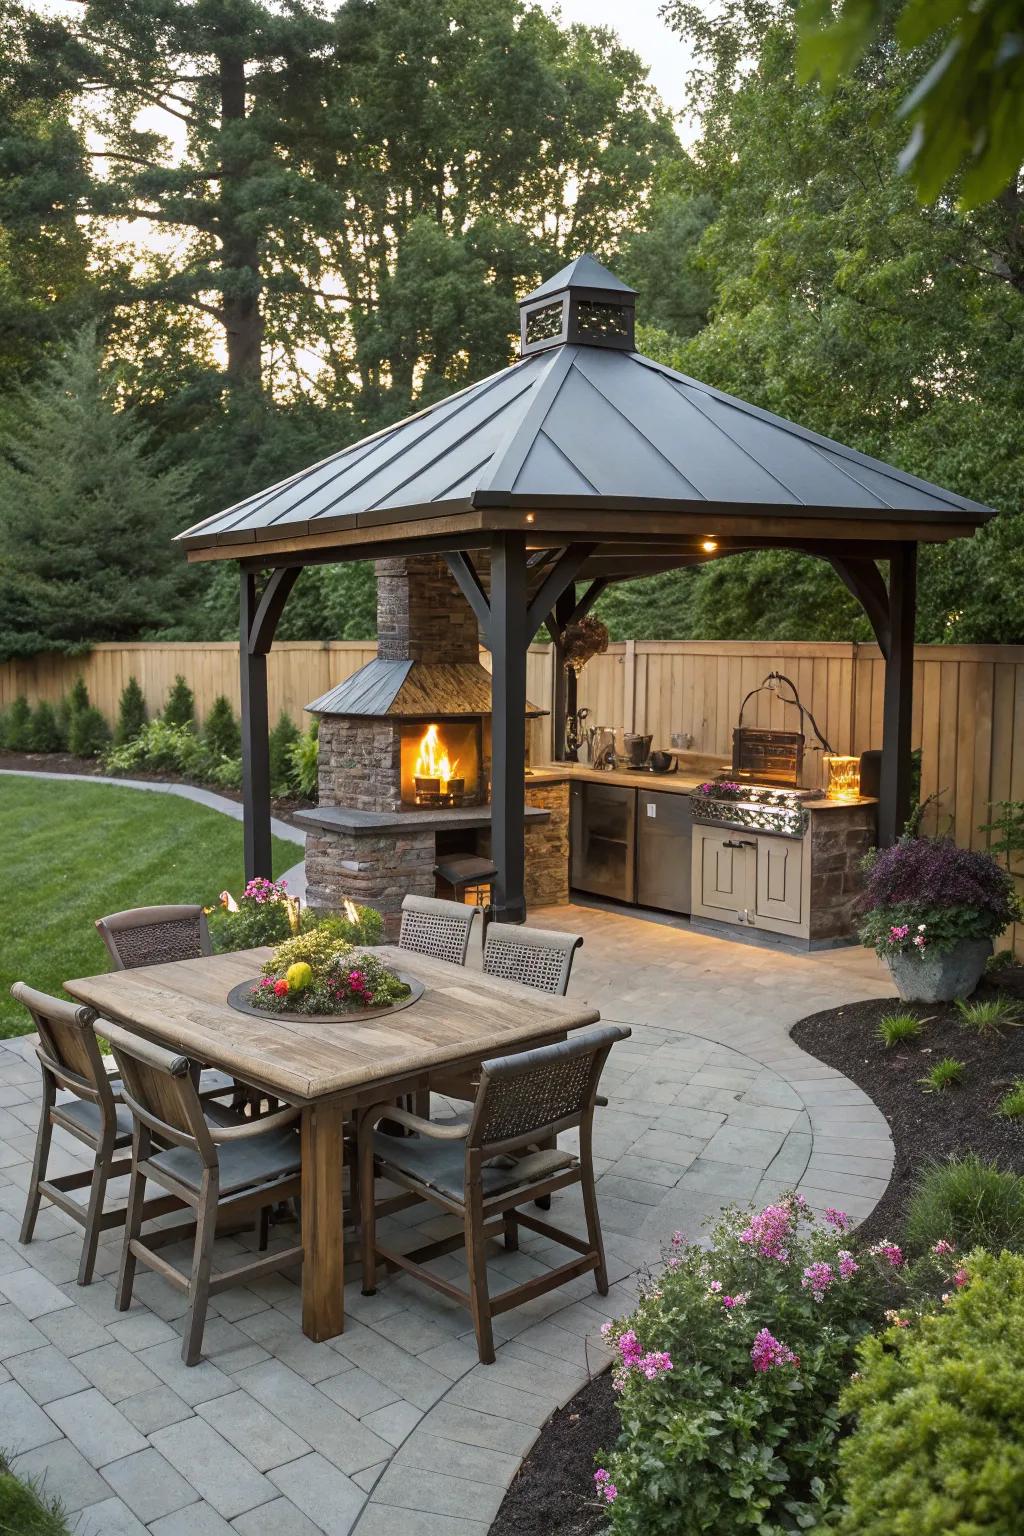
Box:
[518, 253, 637, 358]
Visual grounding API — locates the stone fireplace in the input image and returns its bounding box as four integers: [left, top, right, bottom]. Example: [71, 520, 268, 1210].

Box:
[298, 555, 569, 934]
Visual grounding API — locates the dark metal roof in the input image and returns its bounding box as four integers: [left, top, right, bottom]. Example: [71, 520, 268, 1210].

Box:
[178, 259, 995, 553]
[522, 253, 637, 302]
[307, 658, 545, 718]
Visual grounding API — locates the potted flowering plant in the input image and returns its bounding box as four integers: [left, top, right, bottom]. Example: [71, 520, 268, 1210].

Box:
[859, 835, 1021, 1002]
[209, 879, 382, 952]
[241, 927, 411, 1017]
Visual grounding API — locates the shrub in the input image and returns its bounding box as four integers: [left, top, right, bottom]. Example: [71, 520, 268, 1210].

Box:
[162, 673, 195, 728]
[997, 1080, 1024, 1118]
[114, 675, 147, 745]
[203, 754, 242, 791]
[203, 694, 240, 758]
[67, 675, 90, 718]
[67, 704, 110, 757]
[0, 1450, 73, 1534]
[859, 836, 1021, 959]
[875, 1010, 922, 1048]
[209, 883, 382, 954]
[918, 1057, 965, 1092]
[905, 1154, 1024, 1254]
[835, 1250, 1024, 1536]
[28, 700, 65, 752]
[593, 1199, 908, 1534]
[287, 721, 319, 800]
[104, 719, 206, 777]
[4, 694, 32, 751]
[956, 995, 1021, 1035]
[269, 711, 300, 796]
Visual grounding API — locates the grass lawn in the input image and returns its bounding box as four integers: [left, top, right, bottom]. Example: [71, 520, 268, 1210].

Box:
[1, 777, 297, 1038]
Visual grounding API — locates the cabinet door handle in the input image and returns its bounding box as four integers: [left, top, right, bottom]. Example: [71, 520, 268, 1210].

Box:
[723, 838, 757, 849]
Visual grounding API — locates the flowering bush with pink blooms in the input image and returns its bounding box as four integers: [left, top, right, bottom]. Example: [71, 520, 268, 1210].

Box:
[591, 1197, 952, 1534]
[245, 930, 409, 1016]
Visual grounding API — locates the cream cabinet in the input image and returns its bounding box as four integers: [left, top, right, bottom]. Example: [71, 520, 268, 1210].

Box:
[692, 825, 807, 938]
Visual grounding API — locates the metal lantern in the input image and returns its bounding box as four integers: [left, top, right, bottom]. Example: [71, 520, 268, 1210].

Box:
[826, 755, 861, 801]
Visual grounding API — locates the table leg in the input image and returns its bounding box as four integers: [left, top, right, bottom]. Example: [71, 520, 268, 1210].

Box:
[301, 1098, 345, 1341]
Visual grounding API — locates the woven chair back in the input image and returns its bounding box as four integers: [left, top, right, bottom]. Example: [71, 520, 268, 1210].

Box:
[96, 905, 211, 971]
[472, 1024, 629, 1149]
[399, 894, 475, 966]
[483, 924, 583, 996]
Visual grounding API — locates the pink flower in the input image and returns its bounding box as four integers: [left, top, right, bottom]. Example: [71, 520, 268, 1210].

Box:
[638, 1351, 673, 1380]
[954, 1267, 970, 1289]
[801, 1261, 835, 1301]
[260, 977, 274, 988]
[594, 1470, 617, 1503]
[869, 1239, 904, 1269]
[750, 1328, 799, 1373]
[837, 1250, 859, 1280]
[913, 933, 927, 949]
[671, 1231, 685, 1248]
[617, 1330, 642, 1368]
[600, 1322, 613, 1338]
[823, 1208, 851, 1232]
[722, 1292, 749, 1309]
[889, 923, 910, 941]
[739, 1202, 794, 1262]
[932, 1239, 955, 1257]
[708, 1280, 723, 1294]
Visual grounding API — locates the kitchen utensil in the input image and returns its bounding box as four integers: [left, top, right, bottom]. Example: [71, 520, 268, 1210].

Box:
[649, 750, 677, 774]
[623, 733, 653, 769]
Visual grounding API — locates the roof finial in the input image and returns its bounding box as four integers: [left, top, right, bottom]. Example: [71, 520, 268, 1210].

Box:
[518, 254, 637, 358]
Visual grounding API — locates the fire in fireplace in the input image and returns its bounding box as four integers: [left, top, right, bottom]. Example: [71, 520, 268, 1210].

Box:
[401, 720, 483, 808]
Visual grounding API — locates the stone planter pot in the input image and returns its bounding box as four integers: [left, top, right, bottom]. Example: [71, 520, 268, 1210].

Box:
[887, 938, 992, 1004]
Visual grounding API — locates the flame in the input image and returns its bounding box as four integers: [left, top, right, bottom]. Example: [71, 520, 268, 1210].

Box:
[343, 898, 360, 926]
[219, 890, 239, 913]
[414, 724, 459, 791]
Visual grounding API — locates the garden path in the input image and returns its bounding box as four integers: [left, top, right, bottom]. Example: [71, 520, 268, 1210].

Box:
[0, 903, 896, 1536]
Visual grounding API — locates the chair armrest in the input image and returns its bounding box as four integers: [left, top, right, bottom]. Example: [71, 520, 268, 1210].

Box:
[209, 1105, 300, 1142]
[363, 1103, 470, 1140]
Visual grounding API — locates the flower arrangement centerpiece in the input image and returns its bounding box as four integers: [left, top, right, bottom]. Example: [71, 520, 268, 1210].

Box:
[243, 928, 411, 1017]
[859, 835, 1022, 1001]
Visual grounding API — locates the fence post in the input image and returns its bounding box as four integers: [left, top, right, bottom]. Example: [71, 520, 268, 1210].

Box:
[623, 638, 637, 732]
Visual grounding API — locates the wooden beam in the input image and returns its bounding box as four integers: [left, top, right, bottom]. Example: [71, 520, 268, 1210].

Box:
[443, 551, 492, 643]
[239, 567, 300, 880]
[489, 532, 528, 923]
[249, 566, 300, 655]
[826, 557, 891, 656]
[525, 544, 596, 640]
[551, 586, 575, 761]
[878, 543, 917, 845]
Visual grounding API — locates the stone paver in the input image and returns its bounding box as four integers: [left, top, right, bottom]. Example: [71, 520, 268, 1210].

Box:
[0, 901, 895, 1534]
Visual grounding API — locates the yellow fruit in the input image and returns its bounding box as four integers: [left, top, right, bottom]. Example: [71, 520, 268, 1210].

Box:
[286, 961, 313, 992]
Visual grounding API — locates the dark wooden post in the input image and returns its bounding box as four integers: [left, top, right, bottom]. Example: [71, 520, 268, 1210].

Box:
[551, 585, 577, 760]
[878, 542, 917, 846]
[240, 565, 300, 881]
[490, 532, 528, 922]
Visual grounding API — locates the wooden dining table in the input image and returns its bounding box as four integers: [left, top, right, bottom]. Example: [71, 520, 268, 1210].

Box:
[64, 944, 600, 1342]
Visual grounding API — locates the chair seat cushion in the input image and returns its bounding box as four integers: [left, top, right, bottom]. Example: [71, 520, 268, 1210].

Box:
[54, 1097, 134, 1145]
[373, 1131, 576, 1203]
[148, 1126, 301, 1196]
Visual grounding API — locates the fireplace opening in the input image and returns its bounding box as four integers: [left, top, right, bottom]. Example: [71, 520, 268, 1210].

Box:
[400, 720, 483, 809]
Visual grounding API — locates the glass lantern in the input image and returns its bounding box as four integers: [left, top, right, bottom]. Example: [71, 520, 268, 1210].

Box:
[826, 755, 861, 801]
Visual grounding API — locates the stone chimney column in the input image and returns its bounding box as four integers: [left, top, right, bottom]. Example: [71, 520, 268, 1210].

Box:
[375, 556, 481, 663]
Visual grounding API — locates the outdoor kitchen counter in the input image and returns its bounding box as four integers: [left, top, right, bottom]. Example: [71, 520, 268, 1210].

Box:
[530, 762, 877, 809]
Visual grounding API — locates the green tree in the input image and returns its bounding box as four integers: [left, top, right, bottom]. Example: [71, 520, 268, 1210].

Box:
[163, 675, 195, 729]
[0, 331, 197, 658]
[202, 694, 240, 758]
[114, 676, 147, 746]
[641, 0, 1024, 643]
[797, 0, 1024, 207]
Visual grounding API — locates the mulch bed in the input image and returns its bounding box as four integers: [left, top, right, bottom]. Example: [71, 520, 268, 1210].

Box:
[791, 977, 1024, 1244]
[0, 750, 312, 825]
[490, 1371, 619, 1536]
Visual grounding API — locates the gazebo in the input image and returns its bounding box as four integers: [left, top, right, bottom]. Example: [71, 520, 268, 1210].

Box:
[176, 255, 995, 922]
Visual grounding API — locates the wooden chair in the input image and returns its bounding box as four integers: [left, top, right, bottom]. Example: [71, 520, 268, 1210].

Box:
[13, 983, 181, 1286]
[104, 1020, 303, 1366]
[358, 1023, 630, 1363]
[398, 894, 477, 966]
[95, 905, 235, 1106]
[483, 923, 583, 996]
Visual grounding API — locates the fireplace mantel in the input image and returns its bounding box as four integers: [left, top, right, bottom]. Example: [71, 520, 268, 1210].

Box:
[296, 803, 550, 836]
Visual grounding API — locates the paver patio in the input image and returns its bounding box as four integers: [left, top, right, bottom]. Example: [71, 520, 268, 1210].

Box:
[0, 904, 896, 1535]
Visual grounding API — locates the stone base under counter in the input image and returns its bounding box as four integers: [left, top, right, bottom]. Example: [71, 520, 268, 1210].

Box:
[300, 780, 570, 936]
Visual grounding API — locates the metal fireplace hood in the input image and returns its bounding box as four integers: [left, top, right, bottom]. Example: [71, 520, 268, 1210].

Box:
[306, 658, 545, 720]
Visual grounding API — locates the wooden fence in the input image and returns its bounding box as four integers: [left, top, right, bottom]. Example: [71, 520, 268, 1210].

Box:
[4, 638, 1024, 844]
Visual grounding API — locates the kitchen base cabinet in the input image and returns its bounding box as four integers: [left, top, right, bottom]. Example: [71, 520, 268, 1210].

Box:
[693, 825, 809, 940]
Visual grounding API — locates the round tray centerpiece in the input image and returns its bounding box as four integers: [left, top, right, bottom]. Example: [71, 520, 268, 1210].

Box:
[227, 929, 423, 1023]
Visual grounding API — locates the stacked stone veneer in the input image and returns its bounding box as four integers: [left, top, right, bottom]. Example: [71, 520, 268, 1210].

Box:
[305, 823, 436, 930]
[478, 780, 571, 911]
[808, 803, 876, 944]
